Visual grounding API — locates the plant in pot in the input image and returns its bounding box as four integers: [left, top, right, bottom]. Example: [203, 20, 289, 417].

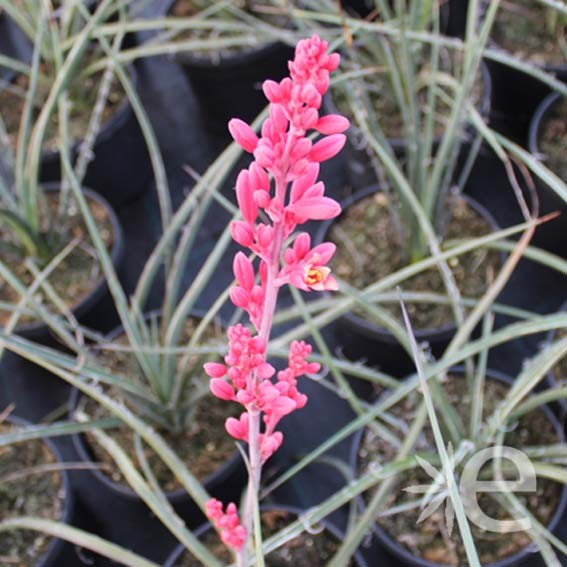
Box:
[159, 0, 296, 132]
[347, 302, 567, 567]
[0, 0, 152, 208]
[488, 0, 567, 137]
[528, 91, 567, 257]
[314, 1, 504, 376]
[0, 0, 125, 346]
[0, 411, 75, 567]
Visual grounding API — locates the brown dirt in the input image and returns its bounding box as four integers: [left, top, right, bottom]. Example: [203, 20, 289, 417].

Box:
[76, 316, 240, 492]
[492, 0, 567, 66]
[551, 329, 567, 386]
[539, 96, 567, 182]
[357, 375, 563, 566]
[329, 192, 501, 330]
[0, 54, 125, 153]
[174, 509, 358, 566]
[335, 44, 485, 141]
[0, 422, 65, 567]
[0, 191, 114, 327]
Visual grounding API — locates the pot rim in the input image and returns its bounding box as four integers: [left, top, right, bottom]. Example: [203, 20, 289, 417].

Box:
[314, 184, 502, 342]
[163, 504, 369, 567]
[4, 413, 75, 567]
[164, 0, 287, 69]
[68, 308, 241, 503]
[527, 91, 561, 159]
[349, 366, 567, 567]
[11, 183, 125, 337]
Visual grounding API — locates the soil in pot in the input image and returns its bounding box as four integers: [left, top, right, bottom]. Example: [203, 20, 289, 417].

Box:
[0, 55, 126, 154]
[0, 190, 115, 328]
[332, 45, 487, 144]
[491, 0, 567, 67]
[329, 191, 501, 331]
[171, 509, 359, 566]
[169, 0, 290, 60]
[537, 96, 567, 183]
[356, 375, 564, 566]
[75, 316, 239, 492]
[0, 421, 67, 566]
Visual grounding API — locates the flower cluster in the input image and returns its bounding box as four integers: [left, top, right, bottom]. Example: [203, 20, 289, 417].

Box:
[204, 34, 347, 555]
[205, 499, 246, 551]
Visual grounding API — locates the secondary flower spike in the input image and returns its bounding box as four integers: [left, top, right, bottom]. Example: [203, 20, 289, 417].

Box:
[204, 35, 348, 561]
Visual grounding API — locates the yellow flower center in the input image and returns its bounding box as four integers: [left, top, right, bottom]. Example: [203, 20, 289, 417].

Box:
[305, 267, 324, 285]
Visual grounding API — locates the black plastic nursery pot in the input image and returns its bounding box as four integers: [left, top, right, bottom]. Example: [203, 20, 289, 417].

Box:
[325, 61, 492, 191]
[1, 414, 75, 567]
[165, 0, 293, 134]
[484, 0, 567, 142]
[68, 309, 246, 527]
[544, 300, 567, 431]
[38, 62, 151, 209]
[350, 368, 567, 567]
[0, 11, 32, 82]
[175, 40, 294, 134]
[6, 184, 125, 344]
[163, 505, 369, 566]
[527, 92, 567, 257]
[314, 185, 501, 378]
[0, 185, 124, 421]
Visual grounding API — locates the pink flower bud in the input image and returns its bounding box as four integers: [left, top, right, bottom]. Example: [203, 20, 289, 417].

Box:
[271, 396, 297, 416]
[204, 362, 227, 378]
[228, 118, 259, 153]
[225, 413, 249, 440]
[262, 79, 282, 102]
[236, 171, 258, 224]
[269, 104, 288, 133]
[230, 221, 254, 247]
[316, 114, 350, 134]
[210, 379, 235, 400]
[257, 362, 275, 379]
[290, 163, 320, 203]
[288, 196, 341, 220]
[308, 134, 346, 162]
[229, 286, 250, 308]
[293, 232, 311, 259]
[308, 242, 337, 264]
[233, 252, 255, 291]
[254, 190, 271, 208]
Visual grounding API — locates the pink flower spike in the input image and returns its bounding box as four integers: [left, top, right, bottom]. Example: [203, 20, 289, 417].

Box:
[233, 252, 255, 291]
[228, 119, 259, 153]
[316, 114, 350, 134]
[308, 134, 346, 163]
[210, 378, 235, 401]
[204, 362, 227, 378]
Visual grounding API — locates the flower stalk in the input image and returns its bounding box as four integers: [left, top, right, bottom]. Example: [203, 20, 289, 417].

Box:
[203, 34, 348, 563]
